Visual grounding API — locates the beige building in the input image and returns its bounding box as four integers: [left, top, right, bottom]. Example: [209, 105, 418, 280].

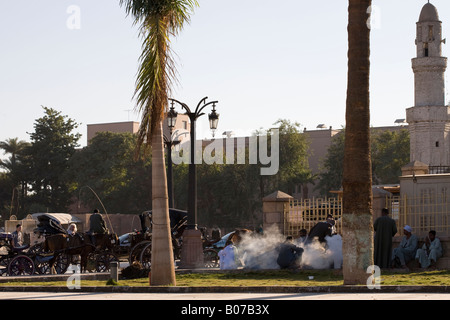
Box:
[86, 114, 190, 146]
[87, 121, 140, 145]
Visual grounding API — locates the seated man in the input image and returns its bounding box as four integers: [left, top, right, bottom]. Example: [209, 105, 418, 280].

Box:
[67, 223, 77, 236]
[415, 230, 443, 269]
[277, 236, 304, 269]
[11, 224, 23, 248]
[218, 241, 240, 270]
[391, 225, 418, 269]
[88, 209, 108, 247]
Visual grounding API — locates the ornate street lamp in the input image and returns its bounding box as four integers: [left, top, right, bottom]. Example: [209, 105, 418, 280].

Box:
[208, 103, 219, 137]
[167, 101, 178, 129]
[164, 102, 187, 208]
[168, 96, 219, 269]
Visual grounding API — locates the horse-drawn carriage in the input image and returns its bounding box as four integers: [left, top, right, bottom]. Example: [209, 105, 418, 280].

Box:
[0, 209, 253, 276]
[30, 214, 119, 274]
[0, 233, 37, 276]
[115, 209, 188, 269]
[116, 209, 251, 269]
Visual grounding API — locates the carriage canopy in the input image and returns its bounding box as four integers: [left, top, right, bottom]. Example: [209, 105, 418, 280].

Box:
[31, 213, 82, 226]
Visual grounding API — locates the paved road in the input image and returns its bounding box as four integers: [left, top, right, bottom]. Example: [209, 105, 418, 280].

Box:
[1, 291, 449, 300]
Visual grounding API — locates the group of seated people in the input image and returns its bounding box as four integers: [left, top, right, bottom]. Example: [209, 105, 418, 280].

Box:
[217, 217, 445, 271]
[218, 216, 337, 270]
[392, 225, 443, 270]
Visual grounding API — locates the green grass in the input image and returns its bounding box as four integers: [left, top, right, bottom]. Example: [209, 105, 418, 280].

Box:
[1, 269, 450, 287]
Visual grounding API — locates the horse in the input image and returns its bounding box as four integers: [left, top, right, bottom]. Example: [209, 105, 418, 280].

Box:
[228, 228, 253, 246]
[43, 233, 95, 274]
[80, 232, 119, 252]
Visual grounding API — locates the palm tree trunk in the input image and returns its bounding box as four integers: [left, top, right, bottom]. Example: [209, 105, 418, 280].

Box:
[151, 120, 176, 286]
[342, 0, 374, 285]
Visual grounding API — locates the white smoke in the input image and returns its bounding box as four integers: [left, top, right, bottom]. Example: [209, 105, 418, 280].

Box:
[236, 226, 343, 270]
[301, 235, 343, 269]
[239, 225, 285, 270]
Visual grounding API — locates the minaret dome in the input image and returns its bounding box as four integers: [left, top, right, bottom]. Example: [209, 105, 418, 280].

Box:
[419, 3, 439, 22]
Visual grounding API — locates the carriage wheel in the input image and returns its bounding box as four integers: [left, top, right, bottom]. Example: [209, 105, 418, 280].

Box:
[54, 254, 70, 274]
[203, 249, 219, 268]
[129, 241, 150, 264]
[27, 243, 49, 274]
[8, 255, 35, 276]
[0, 255, 12, 276]
[96, 252, 119, 272]
[139, 243, 152, 270]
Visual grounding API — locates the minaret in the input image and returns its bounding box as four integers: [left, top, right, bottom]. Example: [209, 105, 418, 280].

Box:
[406, 2, 449, 167]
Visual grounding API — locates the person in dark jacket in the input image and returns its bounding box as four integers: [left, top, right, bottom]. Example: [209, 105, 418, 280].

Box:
[88, 209, 108, 234]
[88, 209, 108, 247]
[277, 236, 304, 269]
[306, 214, 336, 244]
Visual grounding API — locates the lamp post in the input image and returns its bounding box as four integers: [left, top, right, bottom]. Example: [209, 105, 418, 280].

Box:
[169, 97, 219, 268]
[164, 102, 179, 209]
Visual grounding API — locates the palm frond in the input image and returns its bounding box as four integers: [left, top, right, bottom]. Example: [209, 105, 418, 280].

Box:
[119, 0, 198, 154]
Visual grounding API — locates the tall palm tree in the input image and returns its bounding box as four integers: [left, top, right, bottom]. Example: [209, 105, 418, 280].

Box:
[342, 0, 374, 285]
[0, 138, 31, 216]
[0, 138, 29, 171]
[120, 0, 198, 286]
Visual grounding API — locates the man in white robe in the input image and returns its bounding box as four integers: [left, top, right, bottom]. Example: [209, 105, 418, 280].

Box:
[391, 225, 418, 269]
[218, 243, 239, 270]
[415, 230, 443, 269]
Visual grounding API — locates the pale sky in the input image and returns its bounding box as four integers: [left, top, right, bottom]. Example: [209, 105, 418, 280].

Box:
[1, 0, 450, 149]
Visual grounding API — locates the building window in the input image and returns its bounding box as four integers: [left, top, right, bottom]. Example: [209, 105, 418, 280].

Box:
[424, 43, 429, 57]
[183, 121, 188, 130]
[436, 141, 440, 147]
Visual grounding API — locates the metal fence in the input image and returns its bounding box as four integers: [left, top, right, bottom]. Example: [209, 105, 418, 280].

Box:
[284, 195, 450, 239]
[386, 194, 450, 238]
[429, 166, 450, 174]
[284, 198, 342, 237]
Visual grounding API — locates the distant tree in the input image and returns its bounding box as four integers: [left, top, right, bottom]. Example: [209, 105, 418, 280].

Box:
[185, 119, 313, 229]
[27, 107, 81, 212]
[315, 132, 345, 197]
[371, 129, 410, 185]
[195, 160, 261, 229]
[0, 138, 31, 216]
[316, 128, 410, 196]
[0, 171, 13, 218]
[69, 132, 152, 214]
[261, 119, 313, 198]
[0, 138, 30, 172]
